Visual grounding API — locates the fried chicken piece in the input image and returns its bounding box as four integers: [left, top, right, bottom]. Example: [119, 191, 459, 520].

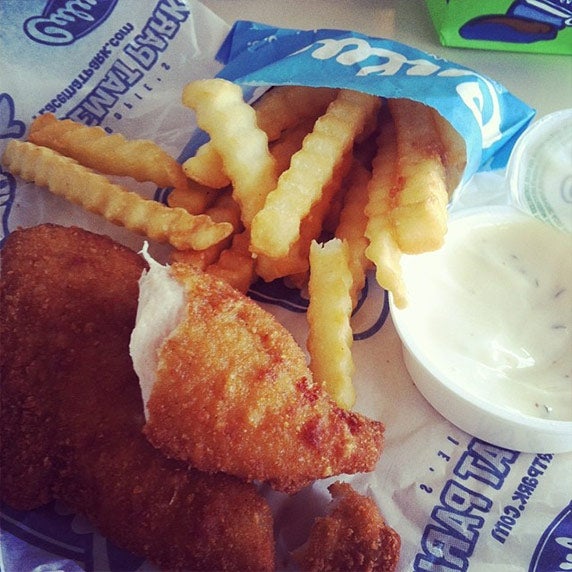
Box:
[0, 224, 275, 572]
[295, 482, 401, 572]
[136, 261, 384, 494]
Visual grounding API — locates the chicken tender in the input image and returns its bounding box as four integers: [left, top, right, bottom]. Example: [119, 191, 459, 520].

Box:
[295, 482, 401, 571]
[138, 262, 385, 494]
[0, 224, 275, 572]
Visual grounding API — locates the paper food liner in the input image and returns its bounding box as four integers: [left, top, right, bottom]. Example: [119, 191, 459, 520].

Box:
[1, 2, 570, 571]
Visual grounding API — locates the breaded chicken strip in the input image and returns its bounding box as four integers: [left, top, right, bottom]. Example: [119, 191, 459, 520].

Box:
[136, 261, 385, 494]
[0, 224, 275, 572]
[295, 482, 401, 571]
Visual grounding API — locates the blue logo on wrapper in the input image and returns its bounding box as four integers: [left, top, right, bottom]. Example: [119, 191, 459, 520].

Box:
[24, 0, 119, 46]
[529, 501, 572, 572]
[215, 21, 535, 178]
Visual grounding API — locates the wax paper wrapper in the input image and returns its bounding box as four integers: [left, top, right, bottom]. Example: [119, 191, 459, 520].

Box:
[1, 2, 570, 572]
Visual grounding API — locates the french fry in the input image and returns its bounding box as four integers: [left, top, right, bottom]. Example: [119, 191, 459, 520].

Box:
[28, 113, 187, 190]
[206, 230, 256, 293]
[431, 108, 467, 194]
[335, 160, 373, 309]
[255, 151, 353, 283]
[253, 85, 339, 142]
[1, 140, 233, 251]
[167, 179, 220, 215]
[254, 213, 314, 283]
[169, 189, 242, 269]
[391, 193, 448, 252]
[253, 217, 316, 283]
[171, 193, 250, 290]
[387, 98, 449, 254]
[366, 219, 407, 310]
[182, 142, 230, 189]
[203, 188, 243, 232]
[364, 112, 408, 308]
[269, 119, 315, 176]
[250, 90, 381, 259]
[170, 240, 230, 270]
[184, 86, 337, 191]
[182, 78, 278, 227]
[307, 238, 355, 410]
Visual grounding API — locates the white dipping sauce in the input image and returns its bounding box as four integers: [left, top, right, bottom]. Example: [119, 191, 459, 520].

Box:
[396, 208, 572, 421]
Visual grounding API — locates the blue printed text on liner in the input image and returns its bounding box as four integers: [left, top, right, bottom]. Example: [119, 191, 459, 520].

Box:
[492, 453, 554, 545]
[414, 438, 520, 571]
[36, 0, 192, 124]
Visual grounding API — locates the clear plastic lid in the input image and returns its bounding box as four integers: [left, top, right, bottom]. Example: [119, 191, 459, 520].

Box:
[506, 108, 572, 233]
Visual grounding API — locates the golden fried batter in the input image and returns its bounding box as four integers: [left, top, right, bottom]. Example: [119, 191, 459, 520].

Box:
[0, 224, 275, 571]
[142, 263, 385, 494]
[295, 482, 401, 571]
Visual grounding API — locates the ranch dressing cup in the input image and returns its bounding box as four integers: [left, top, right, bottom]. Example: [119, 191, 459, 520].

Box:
[389, 108, 572, 453]
[390, 204, 572, 453]
[506, 108, 572, 233]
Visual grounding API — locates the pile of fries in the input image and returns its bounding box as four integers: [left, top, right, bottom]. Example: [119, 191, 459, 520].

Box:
[1, 79, 466, 410]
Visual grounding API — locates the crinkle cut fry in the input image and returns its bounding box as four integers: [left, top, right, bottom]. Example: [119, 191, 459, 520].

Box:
[335, 160, 373, 309]
[253, 85, 339, 142]
[254, 150, 353, 283]
[307, 238, 356, 410]
[205, 230, 256, 293]
[430, 107, 467, 195]
[269, 119, 316, 176]
[167, 179, 220, 215]
[183, 142, 230, 189]
[250, 89, 381, 259]
[169, 189, 243, 272]
[29, 113, 188, 190]
[184, 86, 338, 189]
[1, 140, 233, 251]
[386, 98, 449, 254]
[182, 78, 278, 227]
[364, 112, 408, 309]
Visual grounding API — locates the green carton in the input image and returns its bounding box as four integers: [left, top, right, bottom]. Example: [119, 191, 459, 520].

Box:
[426, 0, 572, 55]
